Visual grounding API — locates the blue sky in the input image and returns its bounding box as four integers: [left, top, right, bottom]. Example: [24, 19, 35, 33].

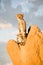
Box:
[0, 0, 43, 43]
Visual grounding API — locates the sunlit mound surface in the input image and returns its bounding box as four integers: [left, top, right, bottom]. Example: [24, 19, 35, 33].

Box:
[6, 25, 43, 65]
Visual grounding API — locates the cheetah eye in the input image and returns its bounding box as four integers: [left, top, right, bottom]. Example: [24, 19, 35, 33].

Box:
[19, 17, 20, 18]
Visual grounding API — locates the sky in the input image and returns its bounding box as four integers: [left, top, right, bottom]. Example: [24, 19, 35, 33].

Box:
[0, 0, 43, 42]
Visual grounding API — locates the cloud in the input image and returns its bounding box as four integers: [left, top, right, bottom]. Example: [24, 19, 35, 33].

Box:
[7, 29, 18, 36]
[0, 23, 13, 29]
[11, 0, 34, 13]
[6, 63, 13, 65]
[0, 27, 18, 42]
[30, 0, 43, 5]
[34, 5, 43, 16]
[11, 0, 20, 8]
[20, 1, 34, 13]
[0, 0, 6, 13]
[11, 0, 26, 8]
